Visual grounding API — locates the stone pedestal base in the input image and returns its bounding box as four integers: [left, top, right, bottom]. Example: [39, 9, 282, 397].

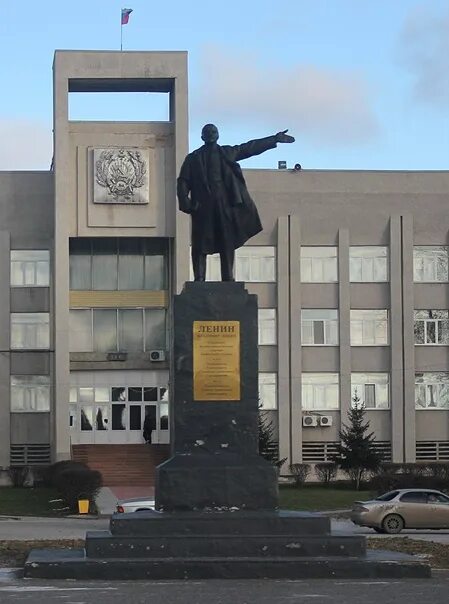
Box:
[24, 510, 431, 580]
[156, 453, 278, 510]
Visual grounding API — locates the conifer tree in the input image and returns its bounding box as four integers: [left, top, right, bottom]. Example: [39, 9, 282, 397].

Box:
[334, 390, 382, 489]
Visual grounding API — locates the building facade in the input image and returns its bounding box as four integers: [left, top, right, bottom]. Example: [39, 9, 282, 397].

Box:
[1, 50, 449, 481]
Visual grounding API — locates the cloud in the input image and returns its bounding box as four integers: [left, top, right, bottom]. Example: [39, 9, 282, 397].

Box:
[0, 119, 53, 170]
[192, 46, 379, 146]
[400, 6, 449, 107]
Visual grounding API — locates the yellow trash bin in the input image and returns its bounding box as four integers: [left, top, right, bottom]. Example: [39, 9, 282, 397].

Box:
[78, 499, 89, 514]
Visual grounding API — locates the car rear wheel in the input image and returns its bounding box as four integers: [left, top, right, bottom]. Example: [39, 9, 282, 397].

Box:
[382, 514, 404, 534]
[373, 527, 385, 534]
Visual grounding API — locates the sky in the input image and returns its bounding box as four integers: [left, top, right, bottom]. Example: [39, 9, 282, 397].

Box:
[0, 0, 448, 171]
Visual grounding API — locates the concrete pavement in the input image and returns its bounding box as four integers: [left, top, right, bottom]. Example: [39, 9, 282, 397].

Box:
[0, 570, 448, 603]
[0, 516, 109, 540]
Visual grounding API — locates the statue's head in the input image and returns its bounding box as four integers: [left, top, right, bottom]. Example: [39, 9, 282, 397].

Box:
[201, 124, 219, 144]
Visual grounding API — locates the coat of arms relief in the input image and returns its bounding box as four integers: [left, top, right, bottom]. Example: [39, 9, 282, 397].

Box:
[93, 148, 149, 204]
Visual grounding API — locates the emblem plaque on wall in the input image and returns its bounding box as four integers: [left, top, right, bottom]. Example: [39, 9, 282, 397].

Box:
[93, 148, 149, 204]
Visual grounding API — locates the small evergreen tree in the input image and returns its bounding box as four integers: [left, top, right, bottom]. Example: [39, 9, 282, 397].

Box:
[334, 390, 382, 489]
[258, 409, 278, 464]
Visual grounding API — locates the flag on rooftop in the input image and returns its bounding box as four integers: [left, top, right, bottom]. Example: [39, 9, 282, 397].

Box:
[121, 8, 133, 25]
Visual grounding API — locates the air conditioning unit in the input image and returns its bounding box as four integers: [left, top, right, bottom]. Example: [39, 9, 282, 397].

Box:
[319, 415, 333, 427]
[302, 415, 318, 427]
[149, 350, 166, 362]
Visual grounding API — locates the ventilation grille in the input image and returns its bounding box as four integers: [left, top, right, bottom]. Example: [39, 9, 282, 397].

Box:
[10, 444, 51, 466]
[416, 441, 449, 461]
[372, 441, 392, 462]
[302, 442, 339, 462]
[302, 441, 391, 463]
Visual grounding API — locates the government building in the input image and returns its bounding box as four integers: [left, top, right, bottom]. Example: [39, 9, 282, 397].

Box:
[1, 50, 448, 484]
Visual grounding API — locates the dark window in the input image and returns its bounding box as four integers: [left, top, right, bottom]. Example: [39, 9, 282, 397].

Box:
[129, 405, 142, 430]
[399, 491, 428, 503]
[128, 387, 142, 401]
[376, 491, 400, 502]
[426, 492, 449, 504]
[144, 387, 158, 401]
[111, 404, 126, 430]
[112, 387, 126, 402]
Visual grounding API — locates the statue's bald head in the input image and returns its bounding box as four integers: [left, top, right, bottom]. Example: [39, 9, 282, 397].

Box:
[201, 124, 219, 144]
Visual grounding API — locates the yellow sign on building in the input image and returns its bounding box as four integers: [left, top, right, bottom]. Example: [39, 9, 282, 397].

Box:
[193, 321, 240, 401]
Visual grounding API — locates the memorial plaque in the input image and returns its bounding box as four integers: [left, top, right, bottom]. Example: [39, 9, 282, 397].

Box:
[193, 320, 240, 401]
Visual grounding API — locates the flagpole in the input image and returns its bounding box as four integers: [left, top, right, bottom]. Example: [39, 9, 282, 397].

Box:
[120, 21, 123, 51]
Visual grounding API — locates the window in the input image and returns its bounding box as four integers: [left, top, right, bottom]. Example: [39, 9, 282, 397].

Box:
[10, 375, 50, 412]
[10, 250, 50, 287]
[414, 310, 449, 345]
[414, 246, 449, 282]
[415, 373, 449, 409]
[189, 246, 276, 282]
[300, 247, 338, 282]
[11, 313, 50, 349]
[258, 309, 276, 345]
[351, 373, 390, 409]
[302, 373, 339, 410]
[399, 492, 428, 504]
[69, 308, 166, 352]
[259, 373, 277, 409]
[301, 309, 338, 345]
[69, 238, 167, 290]
[350, 310, 388, 346]
[350, 247, 388, 282]
[236, 247, 276, 282]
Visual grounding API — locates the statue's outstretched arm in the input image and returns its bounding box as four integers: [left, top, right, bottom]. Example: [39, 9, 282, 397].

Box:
[231, 130, 295, 162]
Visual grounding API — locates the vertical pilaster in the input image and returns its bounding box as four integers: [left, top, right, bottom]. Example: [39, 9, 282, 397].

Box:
[338, 229, 351, 426]
[0, 231, 11, 467]
[53, 54, 71, 461]
[277, 217, 291, 465]
[402, 214, 416, 461]
[390, 216, 404, 462]
[290, 216, 302, 463]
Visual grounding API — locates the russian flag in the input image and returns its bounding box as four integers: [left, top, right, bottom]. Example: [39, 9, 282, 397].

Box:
[121, 8, 133, 25]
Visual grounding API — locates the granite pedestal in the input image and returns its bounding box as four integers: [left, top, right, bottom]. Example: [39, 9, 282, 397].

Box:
[24, 283, 430, 579]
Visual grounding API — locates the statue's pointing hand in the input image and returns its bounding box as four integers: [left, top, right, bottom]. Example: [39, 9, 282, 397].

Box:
[275, 129, 295, 144]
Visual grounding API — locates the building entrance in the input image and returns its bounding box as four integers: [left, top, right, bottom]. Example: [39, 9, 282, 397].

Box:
[69, 371, 169, 445]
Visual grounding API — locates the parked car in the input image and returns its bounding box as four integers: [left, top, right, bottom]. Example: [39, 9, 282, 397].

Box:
[116, 497, 155, 513]
[351, 488, 449, 534]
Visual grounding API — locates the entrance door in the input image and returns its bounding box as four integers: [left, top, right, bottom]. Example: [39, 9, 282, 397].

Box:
[69, 384, 169, 445]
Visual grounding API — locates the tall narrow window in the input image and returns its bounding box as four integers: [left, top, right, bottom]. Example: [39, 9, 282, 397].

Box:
[69, 239, 92, 289]
[258, 309, 277, 345]
[259, 373, 277, 409]
[118, 309, 143, 351]
[93, 309, 117, 352]
[118, 239, 144, 290]
[69, 309, 93, 352]
[92, 239, 118, 290]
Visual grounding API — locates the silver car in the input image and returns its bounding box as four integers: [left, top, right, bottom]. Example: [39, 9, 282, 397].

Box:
[116, 497, 155, 513]
[351, 488, 449, 533]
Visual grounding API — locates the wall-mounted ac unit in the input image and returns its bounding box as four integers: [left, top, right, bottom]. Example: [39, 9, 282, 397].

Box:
[319, 415, 333, 427]
[149, 350, 166, 362]
[302, 415, 318, 427]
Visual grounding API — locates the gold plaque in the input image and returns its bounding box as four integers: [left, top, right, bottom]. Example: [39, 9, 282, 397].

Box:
[193, 321, 240, 401]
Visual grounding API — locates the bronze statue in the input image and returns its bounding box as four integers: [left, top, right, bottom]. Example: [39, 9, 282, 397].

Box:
[177, 124, 295, 281]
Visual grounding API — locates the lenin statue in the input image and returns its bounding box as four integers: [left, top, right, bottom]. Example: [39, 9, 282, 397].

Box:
[177, 124, 295, 281]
